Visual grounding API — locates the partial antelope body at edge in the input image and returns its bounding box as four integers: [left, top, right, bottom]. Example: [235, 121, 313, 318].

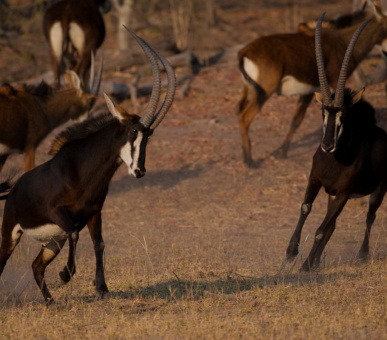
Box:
[237, 0, 387, 166]
[43, 0, 110, 87]
[0, 57, 102, 174]
[0, 27, 176, 306]
[284, 12, 387, 272]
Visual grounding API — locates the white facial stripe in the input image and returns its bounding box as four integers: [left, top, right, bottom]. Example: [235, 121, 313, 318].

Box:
[120, 132, 144, 177]
[49, 22, 63, 59]
[69, 22, 85, 54]
[17, 223, 67, 246]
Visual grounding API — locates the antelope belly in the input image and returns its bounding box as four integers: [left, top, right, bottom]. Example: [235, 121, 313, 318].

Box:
[279, 76, 317, 96]
[21, 224, 67, 245]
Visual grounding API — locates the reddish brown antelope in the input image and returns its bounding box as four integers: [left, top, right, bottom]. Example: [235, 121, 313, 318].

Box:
[0, 58, 102, 173]
[43, 0, 110, 86]
[285, 13, 387, 271]
[0, 27, 176, 305]
[238, 0, 387, 166]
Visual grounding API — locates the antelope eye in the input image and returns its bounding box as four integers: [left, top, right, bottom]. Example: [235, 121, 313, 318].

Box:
[131, 128, 138, 135]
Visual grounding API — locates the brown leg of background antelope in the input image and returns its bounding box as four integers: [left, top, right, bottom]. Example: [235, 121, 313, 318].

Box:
[32, 239, 66, 305]
[25, 148, 35, 171]
[238, 100, 260, 167]
[87, 212, 109, 300]
[273, 93, 314, 158]
[357, 186, 387, 259]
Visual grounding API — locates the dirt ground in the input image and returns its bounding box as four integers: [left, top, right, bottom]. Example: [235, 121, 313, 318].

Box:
[0, 1, 386, 338]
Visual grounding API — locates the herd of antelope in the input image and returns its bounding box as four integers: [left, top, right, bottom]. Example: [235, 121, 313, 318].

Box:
[0, 0, 386, 305]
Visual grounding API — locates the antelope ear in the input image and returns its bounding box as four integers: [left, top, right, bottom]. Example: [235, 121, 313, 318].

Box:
[352, 88, 365, 104]
[65, 71, 82, 96]
[103, 92, 129, 121]
[315, 92, 323, 104]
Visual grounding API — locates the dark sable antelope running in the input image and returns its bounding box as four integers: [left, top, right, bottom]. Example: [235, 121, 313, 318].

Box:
[43, 0, 110, 86]
[285, 13, 387, 272]
[238, 0, 387, 166]
[0, 27, 176, 305]
[0, 57, 102, 174]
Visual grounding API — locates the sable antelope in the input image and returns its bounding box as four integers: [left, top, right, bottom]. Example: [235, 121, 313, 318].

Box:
[0, 58, 102, 173]
[298, 2, 367, 36]
[43, 0, 110, 86]
[238, 0, 387, 166]
[285, 13, 387, 272]
[0, 27, 176, 305]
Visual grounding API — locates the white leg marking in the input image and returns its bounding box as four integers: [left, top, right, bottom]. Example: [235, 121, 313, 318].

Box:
[69, 22, 85, 54]
[49, 22, 63, 59]
[120, 132, 143, 177]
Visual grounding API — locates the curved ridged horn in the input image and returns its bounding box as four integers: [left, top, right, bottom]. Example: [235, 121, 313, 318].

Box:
[139, 37, 176, 130]
[333, 18, 372, 107]
[315, 12, 332, 105]
[86, 52, 103, 96]
[123, 25, 161, 128]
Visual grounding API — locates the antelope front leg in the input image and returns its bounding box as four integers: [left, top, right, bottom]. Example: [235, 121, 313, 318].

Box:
[286, 177, 321, 262]
[301, 194, 349, 271]
[87, 212, 108, 300]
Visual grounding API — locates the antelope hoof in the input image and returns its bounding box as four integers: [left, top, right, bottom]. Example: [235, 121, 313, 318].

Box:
[45, 297, 55, 307]
[356, 250, 369, 262]
[96, 287, 109, 301]
[271, 147, 288, 159]
[243, 156, 254, 168]
[59, 267, 76, 284]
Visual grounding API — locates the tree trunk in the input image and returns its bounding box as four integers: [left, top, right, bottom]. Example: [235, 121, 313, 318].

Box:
[112, 0, 135, 51]
[169, 0, 193, 52]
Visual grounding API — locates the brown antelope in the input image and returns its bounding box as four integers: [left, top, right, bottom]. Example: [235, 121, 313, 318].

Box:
[285, 13, 387, 271]
[0, 26, 176, 305]
[0, 58, 102, 173]
[298, 2, 367, 36]
[238, 0, 387, 166]
[43, 0, 110, 87]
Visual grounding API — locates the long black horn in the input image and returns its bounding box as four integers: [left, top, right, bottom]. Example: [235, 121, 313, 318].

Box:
[333, 18, 372, 107]
[315, 12, 332, 105]
[135, 37, 176, 130]
[87, 52, 95, 94]
[91, 54, 103, 96]
[123, 25, 161, 128]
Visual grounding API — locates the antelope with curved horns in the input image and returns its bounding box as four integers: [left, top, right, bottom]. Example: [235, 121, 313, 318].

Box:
[43, 0, 110, 87]
[0, 26, 176, 305]
[284, 13, 387, 272]
[238, 0, 387, 166]
[0, 56, 102, 174]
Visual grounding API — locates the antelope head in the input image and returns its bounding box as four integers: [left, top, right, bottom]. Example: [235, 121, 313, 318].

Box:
[104, 27, 176, 179]
[314, 12, 371, 153]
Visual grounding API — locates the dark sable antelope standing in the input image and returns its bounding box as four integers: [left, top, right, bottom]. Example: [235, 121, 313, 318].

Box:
[0, 27, 176, 305]
[285, 13, 387, 272]
[238, 0, 387, 166]
[43, 0, 110, 86]
[0, 59, 102, 173]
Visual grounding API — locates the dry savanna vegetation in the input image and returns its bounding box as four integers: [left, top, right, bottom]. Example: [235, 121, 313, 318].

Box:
[0, 0, 386, 339]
